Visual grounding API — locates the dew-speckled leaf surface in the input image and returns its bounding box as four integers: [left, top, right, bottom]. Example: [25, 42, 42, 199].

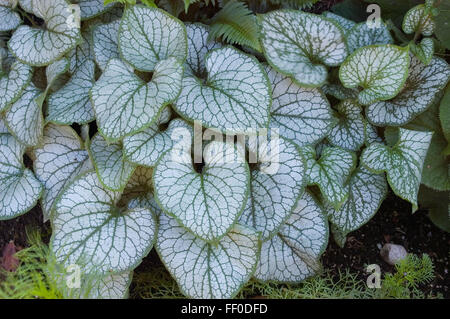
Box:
[411, 37, 434, 65]
[259, 10, 347, 87]
[175, 46, 271, 134]
[322, 11, 356, 32]
[0, 5, 21, 32]
[366, 56, 450, 126]
[346, 22, 393, 53]
[91, 57, 183, 141]
[76, 0, 114, 20]
[327, 166, 387, 236]
[93, 20, 120, 71]
[0, 133, 42, 220]
[339, 45, 410, 105]
[4, 83, 43, 147]
[327, 100, 365, 151]
[89, 133, 137, 191]
[239, 136, 306, 241]
[119, 5, 187, 72]
[402, 4, 434, 36]
[8, 0, 82, 66]
[156, 213, 260, 299]
[185, 23, 221, 77]
[0, 60, 32, 111]
[254, 192, 328, 283]
[154, 141, 250, 242]
[361, 128, 432, 211]
[51, 171, 156, 274]
[265, 65, 336, 147]
[47, 59, 95, 124]
[300, 145, 356, 210]
[123, 118, 192, 167]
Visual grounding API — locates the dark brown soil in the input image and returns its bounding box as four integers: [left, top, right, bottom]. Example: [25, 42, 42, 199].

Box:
[321, 192, 450, 298]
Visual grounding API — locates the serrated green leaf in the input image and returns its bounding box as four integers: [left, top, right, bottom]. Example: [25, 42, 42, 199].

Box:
[366, 56, 450, 126]
[33, 124, 92, 221]
[239, 136, 306, 241]
[259, 10, 347, 87]
[402, 4, 434, 36]
[254, 192, 328, 283]
[8, 0, 82, 66]
[89, 133, 137, 191]
[265, 64, 336, 147]
[4, 83, 43, 147]
[0, 60, 32, 111]
[322, 11, 356, 32]
[174, 46, 271, 134]
[327, 166, 387, 237]
[47, 59, 95, 125]
[339, 45, 410, 105]
[410, 37, 434, 65]
[92, 20, 121, 71]
[0, 133, 43, 220]
[361, 128, 432, 211]
[51, 171, 157, 274]
[74, 0, 114, 20]
[300, 145, 356, 210]
[0, 4, 21, 31]
[156, 213, 260, 299]
[91, 57, 183, 141]
[153, 141, 250, 242]
[327, 100, 365, 151]
[119, 5, 187, 72]
[123, 118, 192, 167]
[346, 22, 393, 54]
[184, 23, 221, 77]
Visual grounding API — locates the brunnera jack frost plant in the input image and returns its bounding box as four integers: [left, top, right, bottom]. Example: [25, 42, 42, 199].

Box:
[0, 1, 449, 298]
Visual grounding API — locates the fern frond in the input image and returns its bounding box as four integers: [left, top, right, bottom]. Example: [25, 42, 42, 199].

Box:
[209, 0, 261, 52]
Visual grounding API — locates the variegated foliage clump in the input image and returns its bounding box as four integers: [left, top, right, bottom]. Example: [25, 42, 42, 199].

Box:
[0, 0, 449, 299]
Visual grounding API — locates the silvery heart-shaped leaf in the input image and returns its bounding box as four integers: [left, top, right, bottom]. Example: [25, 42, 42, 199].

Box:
[300, 145, 356, 210]
[92, 20, 121, 71]
[402, 4, 434, 36]
[51, 171, 157, 274]
[18, 0, 32, 13]
[4, 83, 43, 147]
[410, 37, 434, 65]
[156, 213, 260, 299]
[154, 140, 250, 242]
[0, 60, 32, 111]
[327, 100, 365, 151]
[265, 64, 336, 147]
[47, 59, 95, 124]
[68, 28, 94, 72]
[361, 128, 432, 211]
[0, 117, 8, 133]
[0, 133, 43, 220]
[0, 4, 21, 31]
[321, 83, 358, 101]
[86, 272, 132, 299]
[365, 123, 382, 145]
[8, 0, 82, 66]
[239, 136, 306, 241]
[119, 5, 187, 72]
[254, 192, 328, 283]
[33, 124, 92, 221]
[339, 45, 410, 105]
[259, 10, 347, 87]
[123, 118, 192, 167]
[346, 22, 393, 54]
[366, 56, 450, 126]
[174, 46, 271, 134]
[91, 57, 183, 141]
[327, 166, 387, 237]
[35, 57, 70, 108]
[89, 133, 137, 191]
[322, 11, 356, 32]
[75, 0, 114, 20]
[184, 23, 221, 77]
